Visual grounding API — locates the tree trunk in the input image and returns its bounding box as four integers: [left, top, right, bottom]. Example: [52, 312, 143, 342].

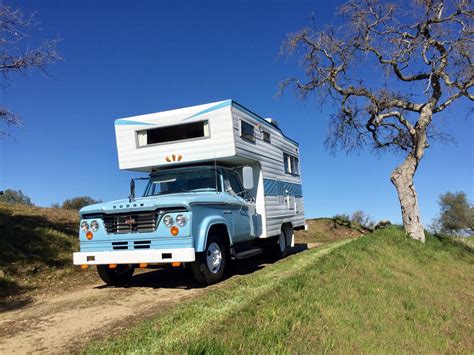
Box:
[390, 154, 426, 242]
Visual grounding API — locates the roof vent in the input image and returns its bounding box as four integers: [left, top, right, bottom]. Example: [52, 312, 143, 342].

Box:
[264, 118, 279, 128]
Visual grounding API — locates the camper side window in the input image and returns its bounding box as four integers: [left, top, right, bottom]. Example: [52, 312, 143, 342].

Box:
[262, 131, 271, 143]
[283, 153, 300, 176]
[136, 120, 209, 147]
[240, 120, 255, 142]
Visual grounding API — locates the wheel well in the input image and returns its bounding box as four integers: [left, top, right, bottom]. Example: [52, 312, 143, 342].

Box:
[207, 224, 231, 247]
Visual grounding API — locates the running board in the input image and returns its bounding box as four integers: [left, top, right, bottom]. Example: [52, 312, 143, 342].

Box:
[232, 248, 263, 260]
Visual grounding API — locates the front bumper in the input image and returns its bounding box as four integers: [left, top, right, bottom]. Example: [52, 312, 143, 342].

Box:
[73, 248, 195, 265]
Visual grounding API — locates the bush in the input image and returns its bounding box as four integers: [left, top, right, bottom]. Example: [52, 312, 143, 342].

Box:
[433, 192, 473, 236]
[351, 210, 375, 229]
[62, 196, 101, 210]
[0, 189, 33, 205]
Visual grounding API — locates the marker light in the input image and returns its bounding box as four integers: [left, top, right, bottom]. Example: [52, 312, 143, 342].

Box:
[176, 214, 187, 227]
[170, 226, 179, 236]
[163, 215, 173, 227]
[90, 220, 99, 232]
[86, 231, 94, 240]
[81, 221, 89, 232]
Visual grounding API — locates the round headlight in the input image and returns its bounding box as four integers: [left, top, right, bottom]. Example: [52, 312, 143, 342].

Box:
[90, 220, 99, 232]
[163, 215, 173, 227]
[80, 221, 89, 232]
[176, 214, 186, 227]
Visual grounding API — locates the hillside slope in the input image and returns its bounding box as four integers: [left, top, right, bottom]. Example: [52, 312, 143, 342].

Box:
[0, 203, 85, 298]
[87, 227, 474, 353]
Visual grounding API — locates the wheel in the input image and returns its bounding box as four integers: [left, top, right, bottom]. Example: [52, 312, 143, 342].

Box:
[97, 264, 134, 286]
[270, 229, 289, 259]
[191, 235, 227, 285]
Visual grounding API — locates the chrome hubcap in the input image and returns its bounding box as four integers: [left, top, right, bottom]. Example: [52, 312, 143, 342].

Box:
[206, 242, 223, 274]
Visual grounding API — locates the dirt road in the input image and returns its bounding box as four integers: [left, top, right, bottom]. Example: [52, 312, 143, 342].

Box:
[0, 267, 207, 354]
[0, 244, 317, 354]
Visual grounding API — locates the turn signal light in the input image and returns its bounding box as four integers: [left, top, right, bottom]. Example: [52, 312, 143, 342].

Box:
[109, 264, 117, 269]
[172, 262, 181, 267]
[86, 231, 94, 240]
[139, 263, 148, 268]
[170, 226, 179, 236]
[81, 264, 88, 270]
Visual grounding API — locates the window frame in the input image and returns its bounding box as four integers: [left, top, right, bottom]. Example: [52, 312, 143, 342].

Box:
[136, 120, 210, 148]
[283, 152, 300, 176]
[240, 120, 256, 143]
[262, 131, 271, 143]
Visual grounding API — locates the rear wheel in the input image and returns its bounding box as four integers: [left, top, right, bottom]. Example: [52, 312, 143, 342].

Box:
[191, 235, 227, 285]
[270, 229, 289, 259]
[97, 264, 134, 286]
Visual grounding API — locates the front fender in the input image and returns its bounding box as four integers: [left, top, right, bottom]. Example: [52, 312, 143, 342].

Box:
[194, 216, 232, 252]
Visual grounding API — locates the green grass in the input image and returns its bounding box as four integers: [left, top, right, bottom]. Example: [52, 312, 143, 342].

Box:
[0, 203, 80, 297]
[85, 227, 473, 354]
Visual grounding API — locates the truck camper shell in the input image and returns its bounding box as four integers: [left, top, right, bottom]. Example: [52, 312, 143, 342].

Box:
[115, 99, 305, 238]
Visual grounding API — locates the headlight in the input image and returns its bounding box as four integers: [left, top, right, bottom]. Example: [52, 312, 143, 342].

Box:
[80, 221, 89, 232]
[90, 220, 99, 232]
[163, 215, 173, 227]
[176, 214, 186, 227]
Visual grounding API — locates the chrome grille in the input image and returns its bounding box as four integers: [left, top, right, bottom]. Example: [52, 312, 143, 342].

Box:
[103, 211, 160, 234]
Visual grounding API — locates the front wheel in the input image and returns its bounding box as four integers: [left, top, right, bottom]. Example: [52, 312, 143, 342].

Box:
[191, 236, 227, 285]
[97, 264, 134, 286]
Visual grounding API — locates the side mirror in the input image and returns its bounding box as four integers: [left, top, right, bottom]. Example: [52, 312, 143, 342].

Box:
[129, 179, 135, 202]
[242, 166, 254, 190]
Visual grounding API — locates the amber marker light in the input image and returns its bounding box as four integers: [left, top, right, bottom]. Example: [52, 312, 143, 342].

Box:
[170, 226, 179, 236]
[172, 262, 181, 267]
[139, 263, 148, 268]
[109, 264, 117, 269]
[81, 264, 88, 270]
[86, 231, 93, 240]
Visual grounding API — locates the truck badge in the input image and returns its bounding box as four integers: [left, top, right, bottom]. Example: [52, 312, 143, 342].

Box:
[124, 217, 136, 225]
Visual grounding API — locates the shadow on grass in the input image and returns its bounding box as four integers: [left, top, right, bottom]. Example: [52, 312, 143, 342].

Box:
[95, 243, 311, 291]
[0, 212, 78, 271]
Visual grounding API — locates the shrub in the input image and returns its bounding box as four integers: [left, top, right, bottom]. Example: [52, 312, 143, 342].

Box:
[433, 192, 473, 236]
[0, 189, 33, 205]
[351, 210, 375, 229]
[62, 196, 101, 210]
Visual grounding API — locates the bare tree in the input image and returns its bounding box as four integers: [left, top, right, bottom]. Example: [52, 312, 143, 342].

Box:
[0, 5, 61, 137]
[282, 0, 473, 242]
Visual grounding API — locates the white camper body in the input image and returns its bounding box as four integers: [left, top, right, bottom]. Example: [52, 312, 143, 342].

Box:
[115, 99, 305, 238]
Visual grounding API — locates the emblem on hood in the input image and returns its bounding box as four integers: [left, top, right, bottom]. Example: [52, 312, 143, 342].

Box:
[124, 217, 136, 225]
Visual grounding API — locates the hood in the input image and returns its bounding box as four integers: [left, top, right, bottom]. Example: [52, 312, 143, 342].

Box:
[79, 192, 224, 215]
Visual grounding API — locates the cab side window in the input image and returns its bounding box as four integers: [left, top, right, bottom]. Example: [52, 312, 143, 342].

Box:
[225, 172, 244, 196]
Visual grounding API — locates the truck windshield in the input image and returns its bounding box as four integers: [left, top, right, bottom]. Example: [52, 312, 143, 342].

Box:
[143, 168, 221, 196]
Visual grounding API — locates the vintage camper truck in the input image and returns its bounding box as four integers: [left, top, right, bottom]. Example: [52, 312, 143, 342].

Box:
[73, 100, 305, 285]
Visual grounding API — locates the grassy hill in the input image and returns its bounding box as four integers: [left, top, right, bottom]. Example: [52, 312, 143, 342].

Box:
[0, 203, 81, 298]
[86, 227, 474, 354]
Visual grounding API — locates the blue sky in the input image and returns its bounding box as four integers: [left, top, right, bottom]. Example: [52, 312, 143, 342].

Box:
[0, 0, 472, 225]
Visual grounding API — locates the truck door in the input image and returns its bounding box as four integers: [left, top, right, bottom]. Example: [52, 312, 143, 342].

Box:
[224, 171, 255, 243]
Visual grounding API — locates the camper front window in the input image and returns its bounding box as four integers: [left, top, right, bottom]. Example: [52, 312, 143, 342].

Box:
[143, 168, 221, 196]
[137, 120, 209, 147]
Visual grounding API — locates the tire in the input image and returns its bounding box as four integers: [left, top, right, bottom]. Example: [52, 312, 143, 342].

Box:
[191, 235, 227, 285]
[97, 264, 135, 286]
[270, 229, 289, 259]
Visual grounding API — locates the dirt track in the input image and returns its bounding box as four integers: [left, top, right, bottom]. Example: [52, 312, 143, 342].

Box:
[0, 268, 205, 354]
[0, 244, 317, 354]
